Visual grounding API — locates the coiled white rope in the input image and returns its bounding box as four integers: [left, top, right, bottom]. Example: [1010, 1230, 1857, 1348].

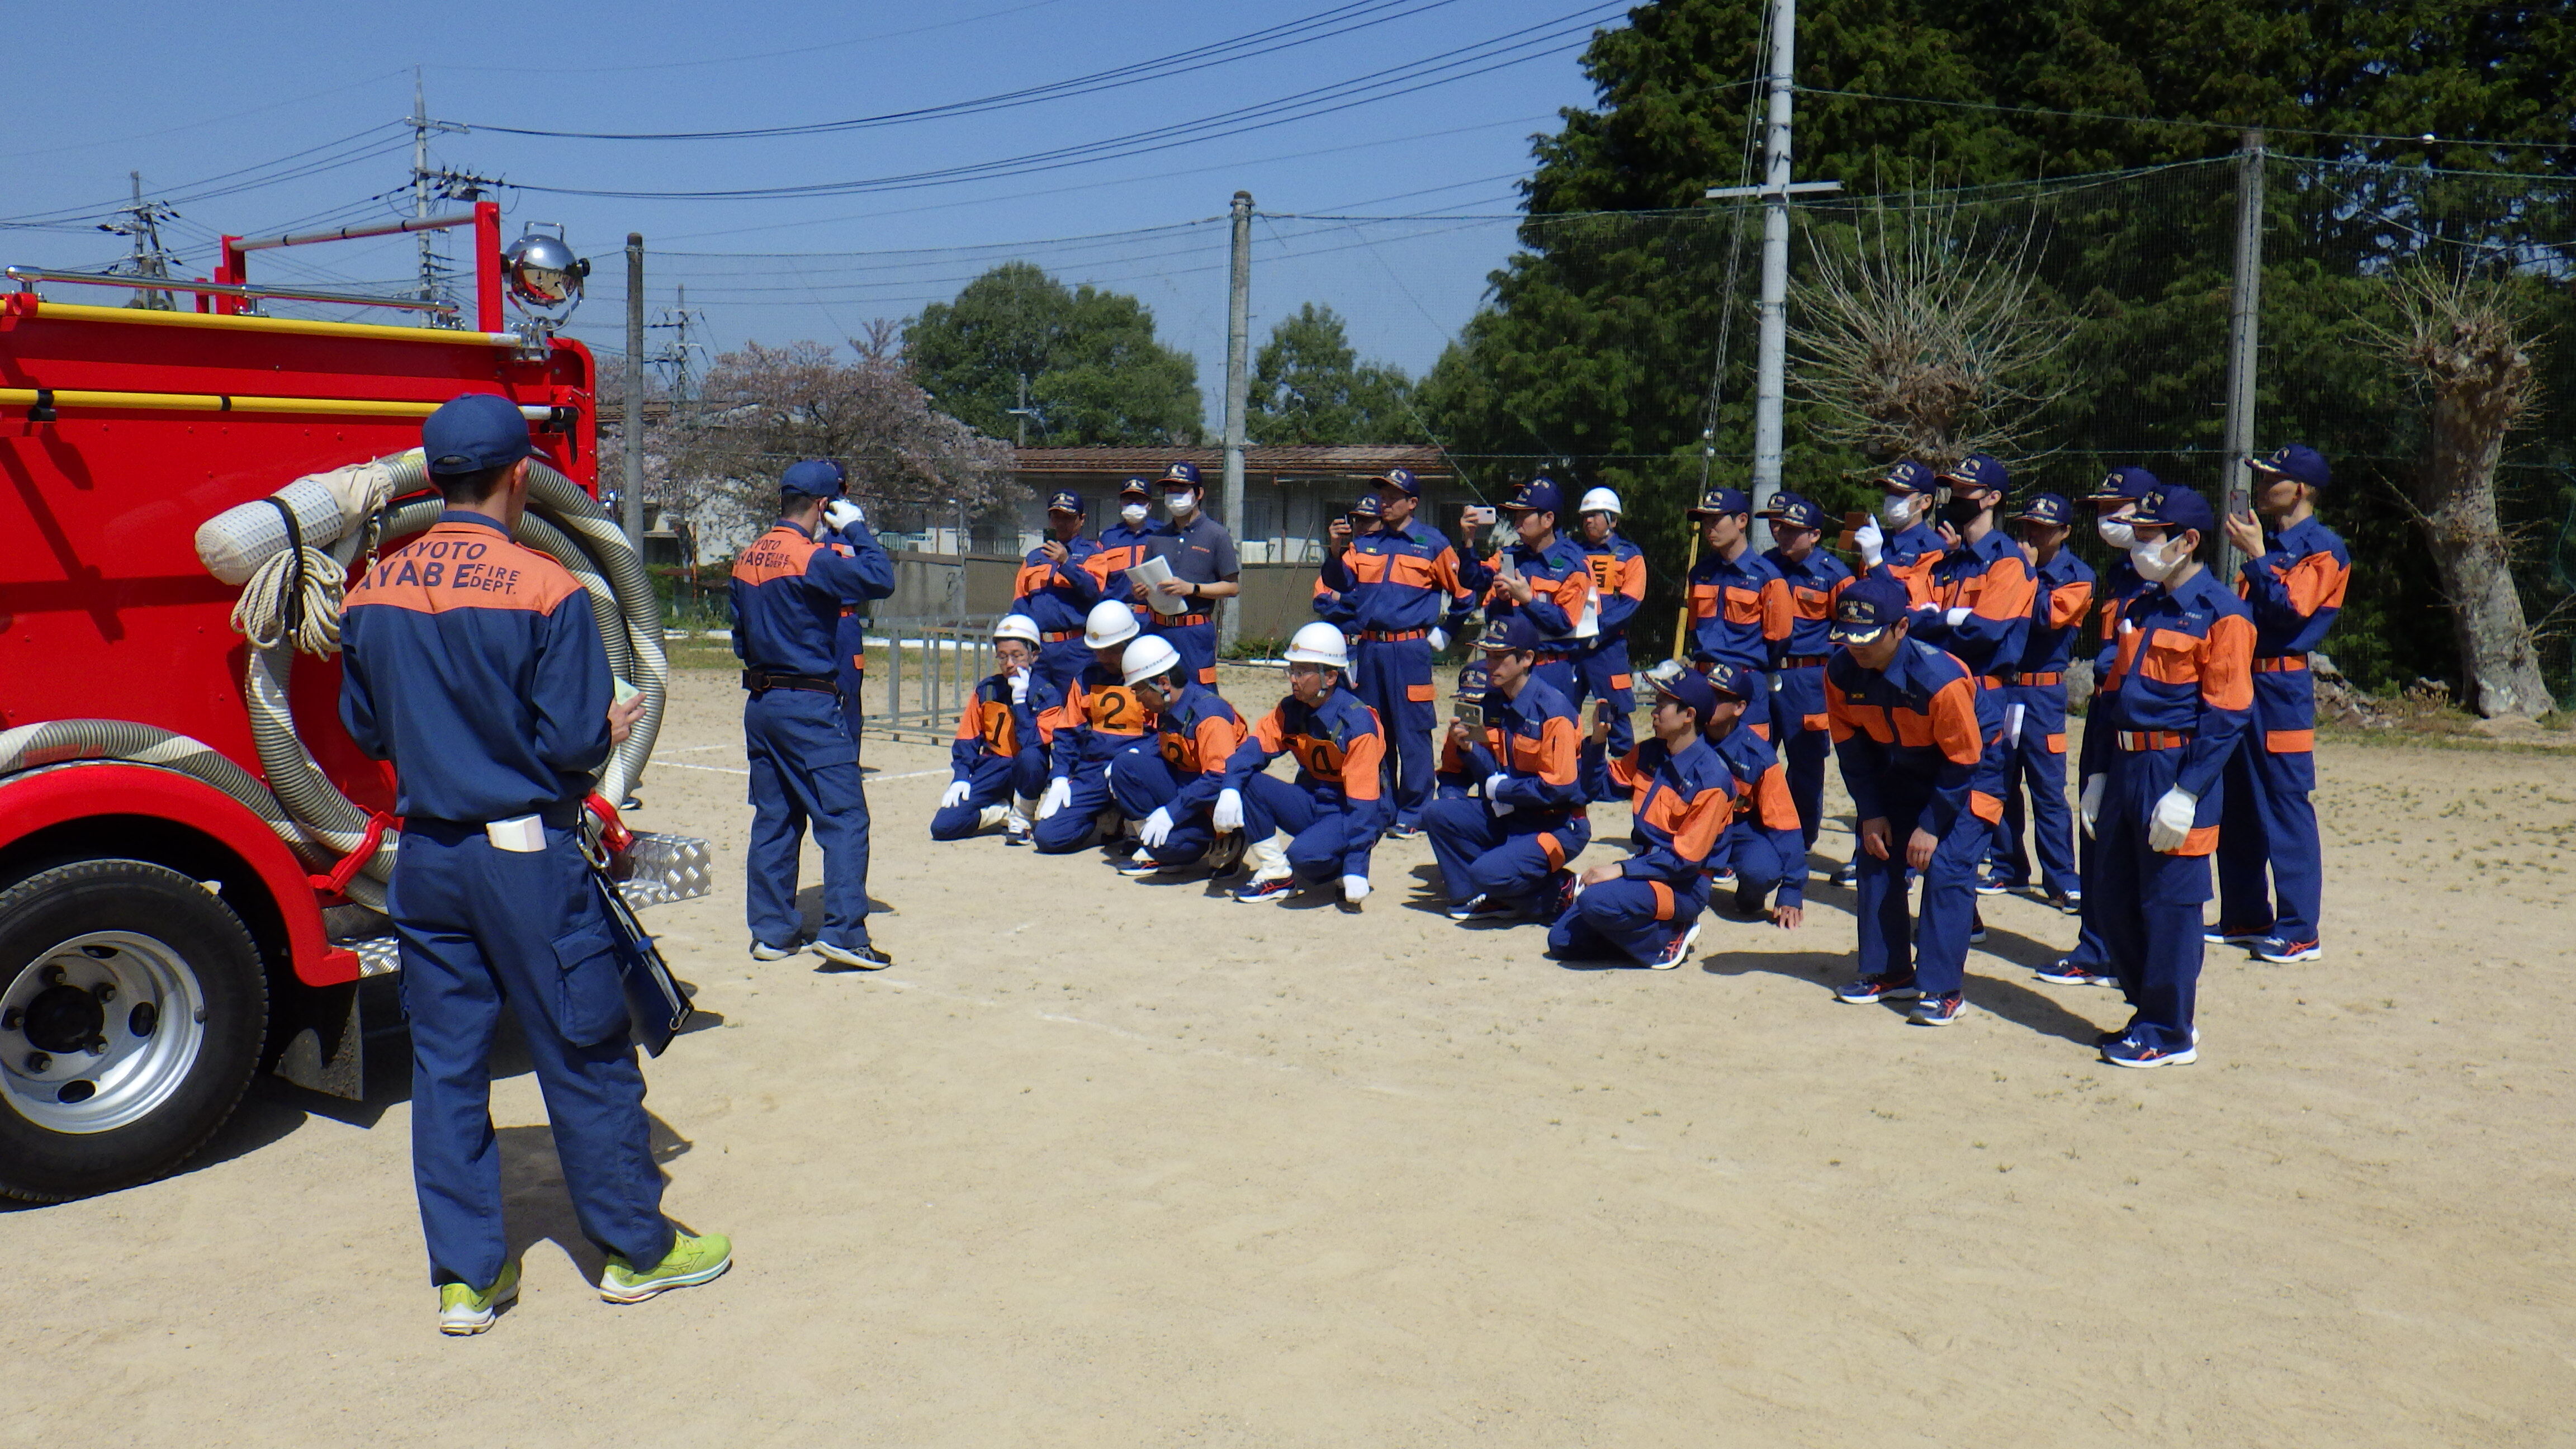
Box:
[230, 544, 351, 655]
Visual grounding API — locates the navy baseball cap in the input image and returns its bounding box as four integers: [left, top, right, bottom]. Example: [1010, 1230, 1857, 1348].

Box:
[1456, 657, 1491, 694]
[422, 393, 533, 477]
[2011, 492, 2073, 527]
[1695, 659, 1753, 702]
[1119, 475, 1153, 499]
[2128, 486, 2215, 535]
[1161, 461, 1203, 489]
[1475, 615, 1548, 653]
[2249, 443, 2331, 490]
[1942, 452, 2010, 496]
[1687, 486, 1752, 517]
[1758, 491, 1828, 530]
[1830, 574, 1912, 645]
[1500, 476, 1565, 515]
[1879, 460, 1940, 495]
[1347, 493, 1382, 519]
[1651, 666, 1721, 718]
[1371, 466, 1421, 497]
[2089, 466, 2160, 502]
[1046, 489, 1086, 515]
[780, 458, 846, 498]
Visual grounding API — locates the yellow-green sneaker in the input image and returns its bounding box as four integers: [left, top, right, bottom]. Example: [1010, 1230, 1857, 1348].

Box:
[598, 1230, 732, 1304]
[437, 1260, 520, 1336]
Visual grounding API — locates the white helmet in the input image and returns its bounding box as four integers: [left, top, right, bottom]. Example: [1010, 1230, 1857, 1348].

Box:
[1283, 621, 1351, 670]
[1082, 599, 1140, 650]
[993, 614, 1041, 646]
[1120, 634, 1183, 686]
[1579, 486, 1622, 519]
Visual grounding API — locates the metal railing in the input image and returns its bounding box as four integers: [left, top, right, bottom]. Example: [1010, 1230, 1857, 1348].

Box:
[868, 615, 1003, 743]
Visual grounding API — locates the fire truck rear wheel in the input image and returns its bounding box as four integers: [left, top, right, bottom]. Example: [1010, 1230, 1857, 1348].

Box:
[0, 860, 268, 1203]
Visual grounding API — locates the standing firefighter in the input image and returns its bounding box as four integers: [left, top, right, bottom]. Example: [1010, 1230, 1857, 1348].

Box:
[1460, 476, 1598, 699]
[2087, 486, 2255, 1067]
[1851, 460, 1949, 605]
[1011, 489, 1108, 698]
[340, 394, 729, 1335]
[1570, 486, 1649, 768]
[1316, 466, 1474, 837]
[1756, 491, 1851, 868]
[2212, 444, 2347, 965]
[1683, 486, 1791, 738]
[1140, 461, 1240, 687]
[731, 459, 896, 971]
[1985, 491, 2095, 907]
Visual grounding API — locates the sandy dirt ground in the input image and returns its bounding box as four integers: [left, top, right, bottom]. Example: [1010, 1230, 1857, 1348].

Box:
[6, 660, 2574, 1447]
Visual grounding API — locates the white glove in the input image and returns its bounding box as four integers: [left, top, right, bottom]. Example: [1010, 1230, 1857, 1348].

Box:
[823, 498, 864, 531]
[1007, 666, 1030, 703]
[2078, 775, 2105, 839]
[1854, 519, 1885, 570]
[1485, 771, 1516, 816]
[1212, 787, 1244, 833]
[940, 779, 970, 809]
[2147, 785, 2199, 853]
[1138, 807, 1175, 849]
[1036, 777, 1072, 821]
[1944, 606, 1972, 627]
[1427, 627, 1449, 652]
[1341, 874, 1371, 903]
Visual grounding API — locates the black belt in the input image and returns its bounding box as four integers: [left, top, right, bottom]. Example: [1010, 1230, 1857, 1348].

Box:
[1166, 613, 1211, 627]
[743, 669, 838, 695]
[1777, 655, 1827, 669]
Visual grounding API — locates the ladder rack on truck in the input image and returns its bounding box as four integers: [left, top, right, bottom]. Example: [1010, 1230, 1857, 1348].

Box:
[0, 204, 708, 1202]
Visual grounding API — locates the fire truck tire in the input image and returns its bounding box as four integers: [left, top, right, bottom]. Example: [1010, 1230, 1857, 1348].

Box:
[0, 860, 268, 1203]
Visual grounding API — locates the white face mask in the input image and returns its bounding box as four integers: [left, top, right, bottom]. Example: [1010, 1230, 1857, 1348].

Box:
[2097, 516, 2136, 550]
[1877, 493, 1918, 529]
[1120, 502, 1149, 526]
[2129, 534, 2189, 583]
[1164, 491, 1196, 514]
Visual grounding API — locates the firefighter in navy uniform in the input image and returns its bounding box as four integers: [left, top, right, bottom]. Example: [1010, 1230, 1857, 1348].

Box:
[730, 459, 896, 970]
[340, 393, 730, 1336]
[820, 467, 894, 763]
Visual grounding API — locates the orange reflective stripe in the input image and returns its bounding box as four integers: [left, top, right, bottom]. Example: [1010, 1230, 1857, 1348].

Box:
[2049, 580, 2094, 629]
[2045, 731, 2067, 754]
[1649, 879, 1675, 922]
[2266, 728, 2314, 753]
[2201, 614, 2256, 712]
[2283, 551, 2351, 615]
[1969, 790, 2005, 823]
[1339, 729, 1384, 800]
[2170, 822, 2220, 856]
[1926, 675, 1984, 766]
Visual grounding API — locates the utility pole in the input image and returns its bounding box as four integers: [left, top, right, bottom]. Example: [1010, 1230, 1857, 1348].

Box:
[407, 70, 467, 321]
[113, 172, 176, 310]
[2219, 129, 2266, 584]
[1706, 0, 1832, 550]
[1220, 189, 1252, 656]
[625, 233, 646, 555]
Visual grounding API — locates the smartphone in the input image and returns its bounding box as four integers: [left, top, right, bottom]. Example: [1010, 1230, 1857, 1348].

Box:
[1464, 505, 1498, 526]
[2227, 489, 2250, 517]
[1593, 700, 1617, 728]
[1454, 699, 1485, 731]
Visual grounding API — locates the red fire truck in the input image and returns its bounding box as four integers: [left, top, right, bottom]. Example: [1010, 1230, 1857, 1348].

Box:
[0, 203, 702, 1202]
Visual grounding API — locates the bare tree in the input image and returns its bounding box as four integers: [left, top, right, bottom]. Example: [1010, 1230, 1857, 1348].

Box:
[669, 337, 1018, 543]
[1790, 200, 2071, 471]
[2362, 264, 2558, 718]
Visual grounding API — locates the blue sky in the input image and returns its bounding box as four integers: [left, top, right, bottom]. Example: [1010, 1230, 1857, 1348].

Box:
[0, 1, 1631, 428]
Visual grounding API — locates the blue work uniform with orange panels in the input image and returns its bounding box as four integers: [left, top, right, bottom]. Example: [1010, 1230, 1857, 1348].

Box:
[2053, 466, 2163, 980]
[1032, 662, 1158, 854]
[2216, 510, 2349, 955]
[1573, 529, 1649, 763]
[1557, 732, 1735, 964]
[1425, 669, 1590, 911]
[341, 508, 680, 1291]
[1460, 538, 1597, 698]
[1318, 500, 1476, 830]
[1221, 685, 1391, 887]
[1708, 718, 1808, 916]
[1990, 524, 2095, 899]
[732, 509, 896, 955]
[1685, 544, 1792, 739]
[1010, 505, 1107, 697]
[2092, 538, 2256, 1053]
[1906, 528, 2036, 683]
[1109, 679, 1247, 867]
[1759, 492, 1853, 858]
[1827, 596, 2009, 1001]
[930, 667, 1063, 841]
[1087, 496, 1161, 632]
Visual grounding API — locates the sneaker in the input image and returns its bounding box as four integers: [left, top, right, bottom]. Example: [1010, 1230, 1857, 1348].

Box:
[2034, 958, 2114, 987]
[2101, 1036, 2198, 1069]
[1232, 876, 1295, 905]
[1003, 818, 1033, 846]
[1116, 855, 1168, 879]
[2204, 922, 2271, 946]
[1975, 873, 2017, 897]
[1969, 911, 1988, 944]
[1447, 894, 1519, 922]
[1648, 923, 1702, 970]
[437, 1260, 520, 1336]
[750, 940, 800, 962]
[1909, 992, 1968, 1026]
[1832, 860, 1859, 888]
[2045, 890, 2080, 915]
[599, 1230, 732, 1304]
[1385, 822, 1424, 841]
[1547, 869, 1578, 917]
[1836, 973, 1921, 1005]
[1708, 868, 1739, 889]
[2252, 937, 2322, 964]
[812, 940, 893, 971]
